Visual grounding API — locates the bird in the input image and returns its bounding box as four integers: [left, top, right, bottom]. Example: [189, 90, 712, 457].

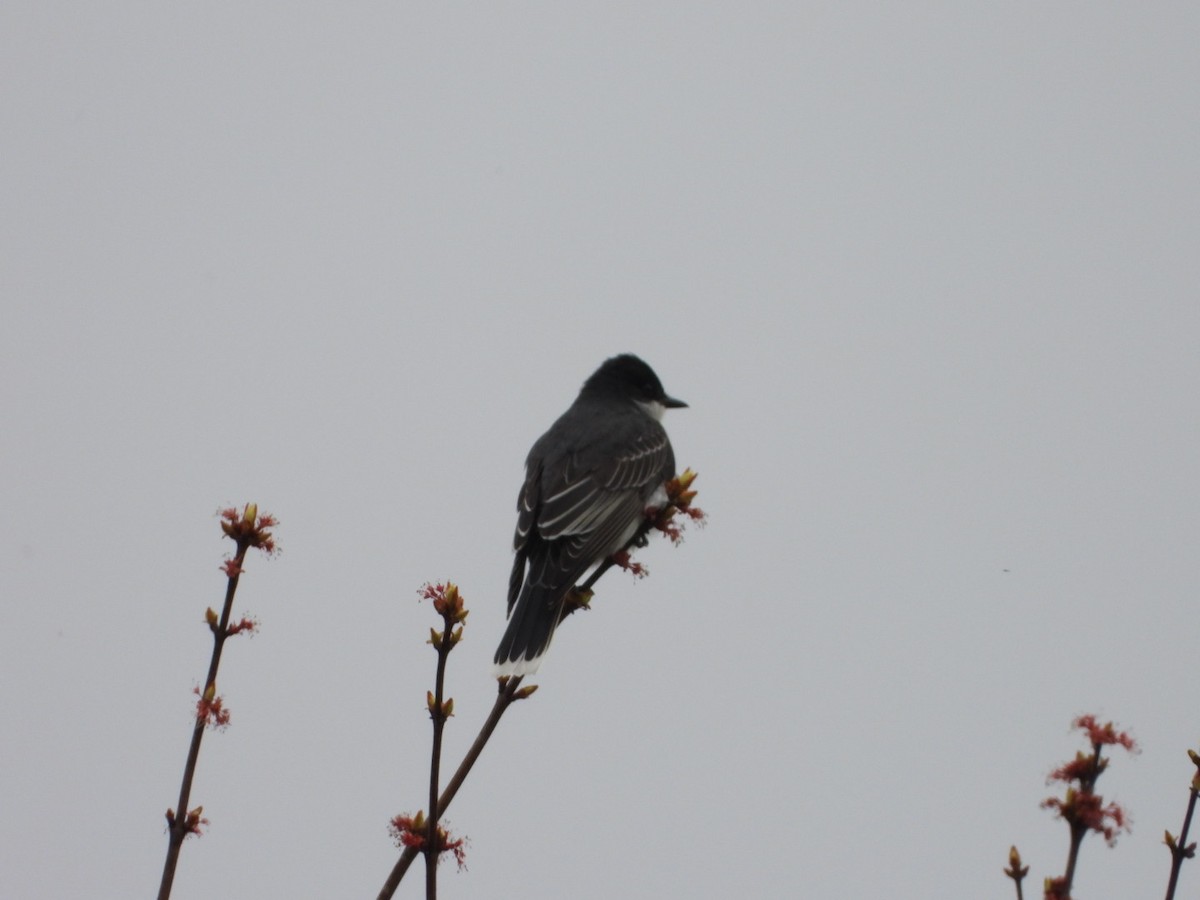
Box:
[493, 354, 687, 677]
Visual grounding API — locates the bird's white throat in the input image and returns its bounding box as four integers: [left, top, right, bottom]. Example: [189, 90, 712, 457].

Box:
[637, 399, 667, 421]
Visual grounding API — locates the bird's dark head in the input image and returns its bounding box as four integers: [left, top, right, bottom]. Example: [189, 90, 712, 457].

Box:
[580, 354, 687, 418]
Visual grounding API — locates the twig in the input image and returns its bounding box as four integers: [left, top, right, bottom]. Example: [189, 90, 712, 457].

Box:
[1004, 846, 1028, 900]
[422, 586, 465, 899]
[158, 504, 276, 900]
[1034, 715, 1136, 900]
[1163, 750, 1200, 900]
[1060, 743, 1104, 891]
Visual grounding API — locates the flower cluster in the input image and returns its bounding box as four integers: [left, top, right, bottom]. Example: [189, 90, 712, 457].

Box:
[219, 503, 279, 555]
[1041, 790, 1130, 846]
[1074, 714, 1137, 753]
[419, 582, 468, 624]
[652, 469, 707, 544]
[420, 582, 468, 653]
[388, 812, 467, 870]
[224, 616, 258, 637]
[205, 606, 258, 637]
[610, 550, 648, 579]
[193, 684, 231, 730]
[1041, 715, 1137, 847]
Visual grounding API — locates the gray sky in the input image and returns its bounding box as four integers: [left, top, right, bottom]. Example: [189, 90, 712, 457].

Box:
[2, 3, 1198, 898]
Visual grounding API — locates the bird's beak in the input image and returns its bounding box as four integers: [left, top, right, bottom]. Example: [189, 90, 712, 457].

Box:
[663, 395, 688, 409]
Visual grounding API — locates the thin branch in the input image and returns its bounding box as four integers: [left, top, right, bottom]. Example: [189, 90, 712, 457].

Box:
[1060, 743, 1104, 892]
[1036, 716, 1136, 900]
[158, 541, 247, 900]
[1164, 752, 1200, 900]
[1004, 846, 1028, 900]
[158, 505, 276, 900]
[424, 597, 458, 899]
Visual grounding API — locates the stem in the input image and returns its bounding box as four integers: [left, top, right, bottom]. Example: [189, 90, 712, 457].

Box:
[425, 615, 453, 900]
[1165, 785, 1199, 900]
[1060, 743, 1104, 896]
[1061, 823, 1086, 894]
[157, 540, 249, 900]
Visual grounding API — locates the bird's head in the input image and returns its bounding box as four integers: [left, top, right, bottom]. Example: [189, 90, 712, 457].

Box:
[581, 354, 687, 420]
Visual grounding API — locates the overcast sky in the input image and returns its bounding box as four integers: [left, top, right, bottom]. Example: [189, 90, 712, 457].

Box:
[2, 3, 1198, 898]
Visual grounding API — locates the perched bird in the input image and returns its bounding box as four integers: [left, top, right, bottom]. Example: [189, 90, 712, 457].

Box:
[493, 354, 687, 677]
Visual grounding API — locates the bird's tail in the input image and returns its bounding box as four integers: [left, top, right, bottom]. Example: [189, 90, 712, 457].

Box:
[493, 584, 563, 677]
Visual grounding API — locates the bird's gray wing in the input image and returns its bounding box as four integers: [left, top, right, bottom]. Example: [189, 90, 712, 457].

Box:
[510, 426, 674, 606]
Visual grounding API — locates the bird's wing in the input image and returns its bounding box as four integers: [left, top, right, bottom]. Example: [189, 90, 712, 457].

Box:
[594, 427, 676, 494]
[523, 489, 644, 595]
[538, 427, 673, 539]
[512, 425, 675, 602]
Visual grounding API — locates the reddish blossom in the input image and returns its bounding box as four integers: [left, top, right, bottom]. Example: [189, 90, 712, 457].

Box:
[193, 685, 231, 730]
[419, 582, 469, 624]
[219, 503, 279, 555]
[220, 558, 244, 578]
[611, 550, 648, 579]
[660, 522, 684, 544]
[225, 616, 258, 637]
[1048, 752, 1105, 785]
[389, 815, 426, 849]
[1041, 791, 1130, 846]
[1074, 714, 1138, 753]
[441, 831, 468, 870]
[1033, 711, 1137, 900]
[652, 508, 686, 544]
[388, 813, 468, 871]
[642, 469, 706, 546]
